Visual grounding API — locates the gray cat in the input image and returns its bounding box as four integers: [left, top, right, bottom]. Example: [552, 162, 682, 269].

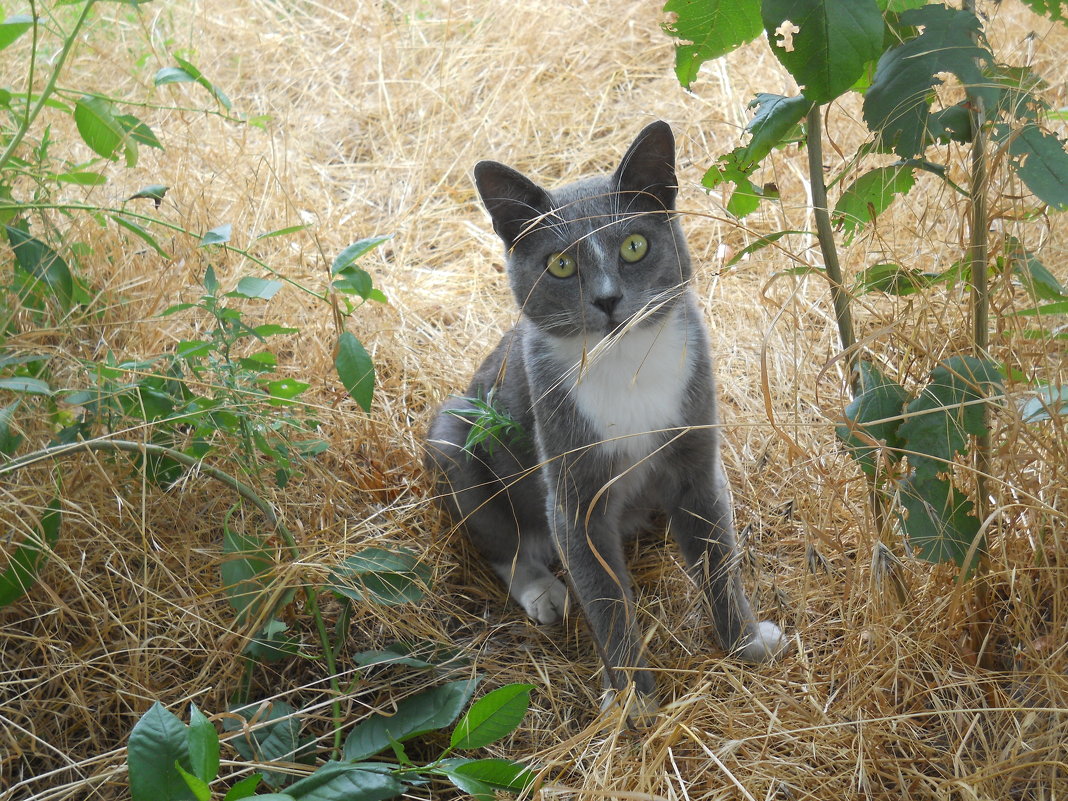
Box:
[425, 121, 786, 714]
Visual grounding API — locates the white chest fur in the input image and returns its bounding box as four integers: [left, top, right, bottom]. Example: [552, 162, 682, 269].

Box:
[549, 308, 695, 461]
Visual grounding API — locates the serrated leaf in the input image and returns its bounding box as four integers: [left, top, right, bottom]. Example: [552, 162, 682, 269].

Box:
[662, 0, 763, 89]
[897, 356, 1001, 483]
[863, 5, 996, 157]
[451, 684, 533, 749]
[0, 495, 61, 607]
[0, 14, 33, 51]
[1006, 123, 1068, 210]
[335, 331, 374, 412]
[836, 361, 910, 478]
[740, 93, 811, 168]
[127, 702, 195, 801]
[284, 762, 402, 801]
[198, 223, 231, 247]
[898, 473, 982, 570]
[5, 225, 73, 307]
[74, 95, 125, 159]
[328, 546, 431, 607]
[832, 165, 916, 243]
[1018, 0, 1068, 23]
[230, 276, 283, 300]
[342, 677, 481, 762]
[761, 0, 884, 104]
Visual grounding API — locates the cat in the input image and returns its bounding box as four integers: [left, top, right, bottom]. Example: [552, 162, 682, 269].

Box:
[424, 121, 786, 715]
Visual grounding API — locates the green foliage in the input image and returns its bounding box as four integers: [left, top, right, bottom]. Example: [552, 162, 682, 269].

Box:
[832, 164, 916, 243]
[836, 358, 1001, 570]
[761, 0, 884, 104]
[661, 0, 763, 88]
[0, 494, 61, 606]
[328, 547, 432, 607]
[444, 389, 527, 456]
[127, 681, 537, 801]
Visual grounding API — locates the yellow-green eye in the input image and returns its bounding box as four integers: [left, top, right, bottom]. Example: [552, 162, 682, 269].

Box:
[620, 233, 648, 263]
[546, 252, 577, 278]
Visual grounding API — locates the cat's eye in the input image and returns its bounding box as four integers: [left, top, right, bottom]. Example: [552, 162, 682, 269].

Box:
[546, 252, 577, 278]
[620, 233, 648, 263]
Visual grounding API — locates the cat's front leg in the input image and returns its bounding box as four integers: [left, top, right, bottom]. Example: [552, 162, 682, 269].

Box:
[671, 457, 788, 662]
[545, 464, 657, 707]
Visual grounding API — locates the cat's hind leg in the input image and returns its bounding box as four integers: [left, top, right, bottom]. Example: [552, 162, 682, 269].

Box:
[425, 406, 567, 625]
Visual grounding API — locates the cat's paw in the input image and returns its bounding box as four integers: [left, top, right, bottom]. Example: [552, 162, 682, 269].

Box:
[516, 575, 567, 625]
[735, 621, 789, 663]
[600, 687, 660, 726]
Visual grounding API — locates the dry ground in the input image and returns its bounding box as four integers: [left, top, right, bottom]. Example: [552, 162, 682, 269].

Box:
[2, 1, 1067, 799]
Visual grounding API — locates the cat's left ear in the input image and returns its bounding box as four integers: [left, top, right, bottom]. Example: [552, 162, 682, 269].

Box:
[613, 120, 677, 211]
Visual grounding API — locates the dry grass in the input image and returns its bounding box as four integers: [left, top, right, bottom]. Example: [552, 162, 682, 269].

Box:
[2, 0, 1066, 799]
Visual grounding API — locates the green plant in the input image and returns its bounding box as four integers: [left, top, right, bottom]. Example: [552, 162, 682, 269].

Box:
[663, 0, 1068, 572]
[127, 682, 537, 801]
[444, 388, 527, 456]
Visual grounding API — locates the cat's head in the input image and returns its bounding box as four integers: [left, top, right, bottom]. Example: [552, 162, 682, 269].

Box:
[474, 121, 691, 339]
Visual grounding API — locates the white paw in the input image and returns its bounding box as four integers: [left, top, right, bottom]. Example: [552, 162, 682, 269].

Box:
[735, 621, 789, 663]
[600, 686, 660, 726]
[516, 575, 567, 625]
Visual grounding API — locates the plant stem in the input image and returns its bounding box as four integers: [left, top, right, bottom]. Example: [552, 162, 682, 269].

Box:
[0, 0, 98, 173]
[805, 107, 858, 395]
[1, 437, 345, 755]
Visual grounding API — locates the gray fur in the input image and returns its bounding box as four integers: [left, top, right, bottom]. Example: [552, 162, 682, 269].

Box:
[425, 121, 785, 707]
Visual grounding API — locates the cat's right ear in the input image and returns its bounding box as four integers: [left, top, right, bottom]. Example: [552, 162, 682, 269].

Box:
[474, 161, 552, 250]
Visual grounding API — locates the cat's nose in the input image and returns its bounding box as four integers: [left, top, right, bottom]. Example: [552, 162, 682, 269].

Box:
[593, 293, 622, 317]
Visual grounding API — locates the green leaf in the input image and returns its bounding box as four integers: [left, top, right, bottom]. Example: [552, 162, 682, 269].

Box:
[451, 758, 536, 794]
[221, 519, 273, 625]
[1011, 299, 1068, 317]
[897, 356, 1002, 483]
[898, 473, 982, 570]
[0, 376, 52, 395]
[116, 113, 164, 149]
[436, 759, 495, 801]
[0, 495, 61, 607]
[74, 95, 125, 159]
[5, 225, 73, 307]
[256, 224, 307, 240]
[351, 647, 436, 670]
[284, 762, 402, 801]
[1006, 123, 1068, 210]
[174, 763, 211, 801]
[187, 704, 219, 785]
[855, 262, 940, 296]
[0, 14, 33, 51]
[832, 165, 916, 243]
[0, 401, 22, 456]
[128, 184, 170, 204]
[332, 268, 374, 299]
[224, 700, 312, 787]
[243, 618, 300, 663]
[1018, 0, 1068, 23]
[739, 93, 811, 168]
[109, 214, 171, 257]
[335, 331, 374, 412]
[155, 66, 197, 85]
[230, 276, 284, 300]
[450, 684, 533, 749]
[1019, 384, 1068, 423]
[725, 178, 762, 218]
[1005, 235, 1066, 300]
[173, 55, 232, 110]
[56, 171, 107, 186]
[251, 324, 300, 337]
[199, 223, 231, 247]
[128, 702, 195, 801]
[662, 0, 763, 89]
[265, 378, 309, 406]
[342, 677, 481, 762]
[761, 0, 884, 104]
[328, 546, 431, 607]
[835, 361, 909, 478]
[727, 229, 808, 267]
[863, 5, 996, 157]
[331, 236, 391, 274]
[222, 775, 262, 801]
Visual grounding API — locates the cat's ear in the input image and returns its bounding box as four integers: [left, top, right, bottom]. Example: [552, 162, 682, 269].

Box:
[474, 161, 552, 249]
[614, 120, 677, 210]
